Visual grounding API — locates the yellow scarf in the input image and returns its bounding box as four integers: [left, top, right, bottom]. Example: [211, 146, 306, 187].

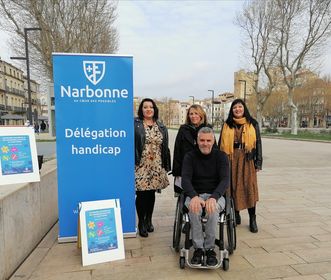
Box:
[220, 117, 256, 156]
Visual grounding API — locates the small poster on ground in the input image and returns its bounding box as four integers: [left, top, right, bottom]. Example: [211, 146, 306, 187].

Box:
[79, 199, 125, 266]
[0, 126, 40, 185]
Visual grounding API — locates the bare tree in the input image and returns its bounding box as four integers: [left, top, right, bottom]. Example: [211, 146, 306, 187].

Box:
[236, 0, 280, 130]
[0, 0, 119, 80]
[263, 89, 288, 128]
[276, 0, 331, 134]
[237, 0, 331, 134]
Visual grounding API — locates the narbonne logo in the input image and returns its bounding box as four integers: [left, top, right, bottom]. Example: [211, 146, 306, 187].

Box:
[83, 61, 106, 85]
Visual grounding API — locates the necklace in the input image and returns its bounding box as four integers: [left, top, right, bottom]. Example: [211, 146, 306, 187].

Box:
[143, 119, 154, 126]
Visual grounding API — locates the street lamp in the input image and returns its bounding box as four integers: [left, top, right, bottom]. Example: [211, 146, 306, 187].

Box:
[208, 89, 214, 126]
[11, 27, 41, 124]
[189, 95, 195, 104]
[238, 79, 247, 103]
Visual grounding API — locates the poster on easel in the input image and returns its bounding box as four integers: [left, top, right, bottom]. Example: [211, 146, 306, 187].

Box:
[0, 126, 40, 185]
[79, 199, 125, 266]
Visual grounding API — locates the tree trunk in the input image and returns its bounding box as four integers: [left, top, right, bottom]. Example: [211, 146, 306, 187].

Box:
[256, 103, 263, 132]
[288, 88, 298, 135]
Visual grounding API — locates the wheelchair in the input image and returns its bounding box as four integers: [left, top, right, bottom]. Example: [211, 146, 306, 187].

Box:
[172, 186, 237, 270]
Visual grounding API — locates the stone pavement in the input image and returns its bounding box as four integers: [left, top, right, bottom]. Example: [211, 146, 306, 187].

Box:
[9, 132, 331, 280]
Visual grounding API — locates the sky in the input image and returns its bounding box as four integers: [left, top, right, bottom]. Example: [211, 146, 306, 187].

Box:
[115, 0, 244, 101]
[1, 0, 331, 101]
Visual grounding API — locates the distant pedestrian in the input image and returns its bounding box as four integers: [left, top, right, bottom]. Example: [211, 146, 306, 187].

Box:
[218, 99, 262, 233]
[34, 122, 40, 134]
[40, 120, 46, 132]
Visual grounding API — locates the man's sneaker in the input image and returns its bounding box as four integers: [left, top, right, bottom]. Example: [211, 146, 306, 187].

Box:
[206, 249, 218, 266]
[191, 248, 204, 265]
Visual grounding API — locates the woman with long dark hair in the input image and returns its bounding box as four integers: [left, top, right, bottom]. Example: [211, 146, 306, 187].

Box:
[134, 98, 171, 237]
[218, 99, 262, 233]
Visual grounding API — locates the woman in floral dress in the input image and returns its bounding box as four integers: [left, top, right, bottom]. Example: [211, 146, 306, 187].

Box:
[134, 98, 171, 237]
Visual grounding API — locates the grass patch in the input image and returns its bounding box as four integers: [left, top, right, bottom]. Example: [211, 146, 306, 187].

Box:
[36, 139, 56, 142]
[263, 130, 331, 141]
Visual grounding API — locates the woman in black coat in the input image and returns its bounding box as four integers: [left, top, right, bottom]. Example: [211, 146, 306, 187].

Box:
[172, 104, 210, 190]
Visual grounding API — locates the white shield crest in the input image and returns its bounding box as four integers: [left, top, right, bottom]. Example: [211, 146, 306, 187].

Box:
[83, 61, 106, 85]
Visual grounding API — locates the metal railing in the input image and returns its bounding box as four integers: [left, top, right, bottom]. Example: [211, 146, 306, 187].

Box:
[5, 86, 26, 97]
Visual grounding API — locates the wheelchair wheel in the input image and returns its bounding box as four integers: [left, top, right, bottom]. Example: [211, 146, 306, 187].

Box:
[172, 194, 183, 252]
[222, 258, 229, 271]
[179, 256, 185, 269]
[226, 198, 237, 254]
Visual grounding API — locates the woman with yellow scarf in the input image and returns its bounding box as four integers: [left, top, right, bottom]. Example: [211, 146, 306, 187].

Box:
[218, 99, 262, 233]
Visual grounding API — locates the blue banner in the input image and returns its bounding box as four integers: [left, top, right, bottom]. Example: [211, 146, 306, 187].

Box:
[53, 54, 135, 240]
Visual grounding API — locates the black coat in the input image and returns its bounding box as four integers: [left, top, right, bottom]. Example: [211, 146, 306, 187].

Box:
[134, 118, 171, 172]
[251, 120, 263, 170]
[172, 123, 212, 176]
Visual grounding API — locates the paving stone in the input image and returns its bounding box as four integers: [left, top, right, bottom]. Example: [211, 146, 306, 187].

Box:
[218, 265, 299, 280]
[29, 270, 92, 280]
[262, 242, 318, 253]
[262, 226, 329, 238]
[312, 234, 331, 242]
[313, 241, 331, 248]
[243, 252, 301, 268]
[292, 261, 331, 275]
[322, 273, 331, 280]
[281, 275, 325, 280]
[9, 248, 49, 280]
[244, 236, 316, 248]
[293, 248, 331, 263]
[123, 236, 141, 250]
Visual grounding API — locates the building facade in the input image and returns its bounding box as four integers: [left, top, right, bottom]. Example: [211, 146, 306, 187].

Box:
[0, 59, 26, 125]
[234, 70, 256, 101]
[0, 58, 45, 126]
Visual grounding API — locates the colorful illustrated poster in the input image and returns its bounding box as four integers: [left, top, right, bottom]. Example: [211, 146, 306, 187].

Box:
[85, 208, 118, 254]
[80, 199, 125, 266]
[0, 127, 40, 185]
[0, 135, 33, 175]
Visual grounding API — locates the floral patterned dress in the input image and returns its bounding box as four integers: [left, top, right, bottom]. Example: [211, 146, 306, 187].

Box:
[135, 123, 169, 191]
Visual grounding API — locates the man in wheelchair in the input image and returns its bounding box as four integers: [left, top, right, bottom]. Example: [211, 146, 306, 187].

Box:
[181, 126, 229, 266]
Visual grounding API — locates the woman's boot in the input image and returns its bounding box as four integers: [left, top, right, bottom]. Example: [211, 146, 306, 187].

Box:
[138, 218, 148, 237]
[145, 214, 154, 232]
[235, 211, 241, 225]
[249, 214, 258, 233]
